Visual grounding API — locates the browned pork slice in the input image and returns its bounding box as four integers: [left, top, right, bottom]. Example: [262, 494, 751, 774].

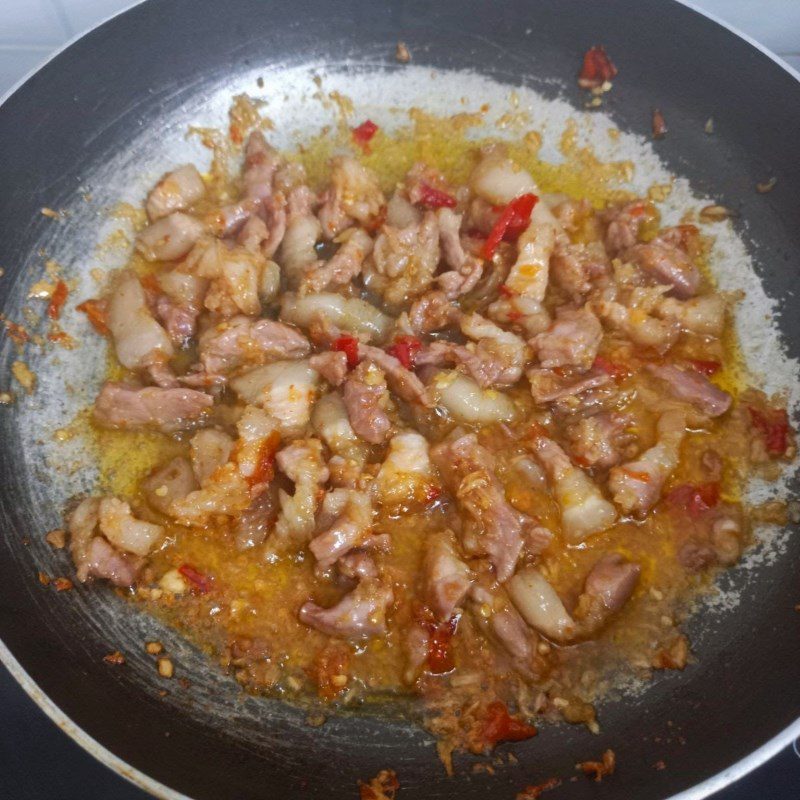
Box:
[300, 228, 373, 294]
[581, 554, 640, 614]
[337, 551, 378, 581]
[146, 164, 206, 222]
[423, 532, 473, 620]
[309, 351, 349, 387]
[565, 412, 635, 469]
[359, 344, 431, 406]
[550, 240, 610, 300]
[318, 156, 385, 239]
[94, 382, 212, 432]
[342, 361, 392, 444]
[399, 290, 460, 336]
[299, 580, 394, 639]
[603, 200, 647, 255]
[623, 241, 700, 299]
[137, 212, 206, 262]
[243, 130, 282, 202]
[198, 316, 311, 375]
[435, 207, 484, 299]
[154, 270, 208, 346]
[431, 433, 524, 582]
[308, 490, 373, 569]
[532, 306, 602, 370]
[646, 363, 732, 418]
[527, 366, 610, 404]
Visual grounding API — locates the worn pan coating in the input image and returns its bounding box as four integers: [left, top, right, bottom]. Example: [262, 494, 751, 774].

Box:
[0, 1, 799, 798]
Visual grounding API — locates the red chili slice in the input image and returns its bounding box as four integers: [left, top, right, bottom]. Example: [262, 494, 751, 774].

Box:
[481, 701, 537, 748]
[386, 335, 422, 370]
[578, 45, 618, 90]
[749, 406, 790, 456]
[482, 194, 538, 260]
[666, 482, 720, 517]
[352, 119, 378, 150]
[417, 182, 457, 209]
[178, 564, 212, 594]
[76, 299, 109, 336]
[687, 359, 721, 377]
[333, 335, 360, 368]
[47, 281, 69, 320]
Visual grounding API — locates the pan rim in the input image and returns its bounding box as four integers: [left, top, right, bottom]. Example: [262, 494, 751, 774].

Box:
[0, 1, 799, 798]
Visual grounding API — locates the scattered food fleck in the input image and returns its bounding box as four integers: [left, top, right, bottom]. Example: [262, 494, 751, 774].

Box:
[0, 392, 14, 405]
[395, 41, 411, 63]
[756, 177, 777, 194]
[654, 760, 666, 771]
[53, 577, 74, 592]
[704, 117, 714, 134]
[4, 320, 30, 346]
[652, 108, 667, 139]
[38, 571, 51, 586]
[40, 207, 61, 220]
[178, 677, 192, 690]
[157, 657, 174, 678]
[28, 280, 55, 300]
[256, 76, 264, 88]
[516, 777, 562, 800]
[103, 651, 126, 666]
[576, 749, 615, 782]
[699, 204, 734, 223]
[11, 360, 36, 393]
[47, 280, 69, 320]
[578, 45, 617, 91]
[145, 641, 164, 655]
[359, 769, 399, 800]
[45, 529, 66, 549]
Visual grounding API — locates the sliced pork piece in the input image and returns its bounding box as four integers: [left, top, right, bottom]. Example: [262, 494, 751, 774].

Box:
[623, 241, 700, 299]
[527, 366, 610, 404]
[565, 412, 635, 469]
[550, 240, 610, 300]
[376, 431, 438, 510]
[300, 227, 373, 294]
[107, 270, 173, 371]
[299, 580, 393, 639]
[198, 316, 311, 375]
[311, 391, 366, 465]
[435, 207, 484, 298]
[342, 361, 392, 444]
[359, 344, 431, 406]
[274, 438, 330, 541]
[595, 289, 680, 354]
[367, 211, 440, 308]
[646, 363, 732, 417]
[146, 164, 206, 222]
[430, 370, 517, 425]
[97, 497, 164, 556]
[580, 554, 640, 614]
[609, 409, 686, 516]
[529, 434, 617, 542]
[235, 489, 278, 551]
[190, 428, 234, 485]
[279, 185, 322, 285]
[142, 457, 198, 515]
[532, 306, 602, 370]
[154, 270, 207, 346]
[603, 200, 647, 255]
[310, 351, 349, 387]
[280, 292, 392, 343]
[469, 149, 538, 205]
[507, 567, 576, 642]
[459, 313, 529, 386]
[401, 291, 460, 335]
[242, 130, 281, 202]
[318, 156, 385, 238]
[308, 490, 373, 568]
[93, 382, 212, 432]
[137, 212, 205, 262]
[424, 532, 473, 620]
[431, 433, 524, 582]
[656, 293, 727, 337]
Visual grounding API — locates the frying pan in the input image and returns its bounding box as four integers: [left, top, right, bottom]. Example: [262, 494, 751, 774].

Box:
[1, 1, 799, 797]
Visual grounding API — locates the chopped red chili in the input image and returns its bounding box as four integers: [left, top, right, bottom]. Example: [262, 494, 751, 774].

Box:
[47, 281, 69, 320]
[749, 406, 790, 456]
[417, 182, 457, 209]
[333, 335, 360, 368]
[482, 193, 539, 260]
[352, 119, 378, 150]
[178, 564, 212, 594]
[666, 482, 720, 517]
[687, 359, 721, 377]
[386, 335, 422, 369]
[578, 45, 618, 90]
[481, 700, 537, 748]
[76, 299, 110, 336]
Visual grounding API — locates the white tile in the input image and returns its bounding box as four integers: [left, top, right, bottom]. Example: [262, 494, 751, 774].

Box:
[691, 0, 800, 55]
[0, 47, 54, 96]
[0, 0, 68, 46]
[55, 0, 139, 37]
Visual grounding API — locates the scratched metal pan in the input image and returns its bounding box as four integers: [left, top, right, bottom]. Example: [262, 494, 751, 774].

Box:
[0, 0, 799, 797]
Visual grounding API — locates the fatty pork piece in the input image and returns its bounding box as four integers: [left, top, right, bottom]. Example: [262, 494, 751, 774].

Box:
[364, 210, 441, 309]
[311, 391, 368, 466]
[529, 434, 617, 542]
[309, 351, 349, 387]
[342, 361, 392, 445]
[595, 286, 680, 354]
[435, 207, 483, 298]
[308, 489, 373, 569]
[656, 293, 727, 337]
[141, 457, 198, 515]
[230, 359, 319, 437]
[423, 532, 473, 621]
[68, 497, 163, 587]
[278, 185, 322, 286]
[300, 227, 373, 294]
[646, 363, 732, 418]
[318, 156, 385, 239]
[623, 235, 701, 299]
[136, 212, 206, 262]
[198, 316, 311, 376]
[376, 431, 438, 511]
[358, 344, 431, 407]
[431, 433, 525, 582]
[299, 579, 394, 640]
[280, 292, 392, 343]
[608, 409, 687, 516]
[154, 269, 208, 346]
[145, 164, 206, 222]
[531, 306, 603, 371]
[274, 438, 330, 541]
[429, 370, 517, 425]
[564, 412, 635, 469]
[506, 555, 640, 642]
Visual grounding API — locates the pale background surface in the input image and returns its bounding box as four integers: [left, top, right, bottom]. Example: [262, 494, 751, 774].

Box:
[0, 0, 799, 798]
[0, 0, 799, 95]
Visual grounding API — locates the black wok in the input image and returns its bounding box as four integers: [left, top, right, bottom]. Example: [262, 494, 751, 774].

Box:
[1, 1, 799, 797]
